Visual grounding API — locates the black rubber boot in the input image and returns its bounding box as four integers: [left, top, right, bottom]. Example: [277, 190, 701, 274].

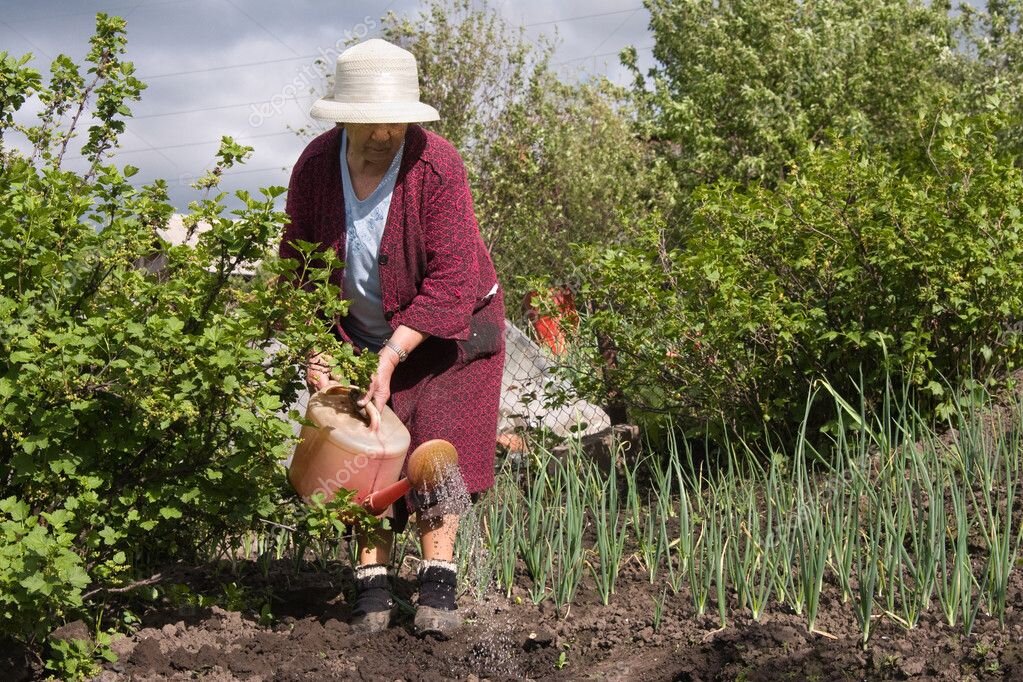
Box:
[414, 560, 461, 639]
[350, 564, 394, 634]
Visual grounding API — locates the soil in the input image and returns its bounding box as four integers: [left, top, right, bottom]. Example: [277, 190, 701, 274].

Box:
[5, 554, 1023, 682]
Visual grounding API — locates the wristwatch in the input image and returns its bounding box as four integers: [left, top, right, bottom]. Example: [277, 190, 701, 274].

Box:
[384, 339, 408, 362]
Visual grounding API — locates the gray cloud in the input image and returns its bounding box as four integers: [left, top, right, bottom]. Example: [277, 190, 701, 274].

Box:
[1, 0, 654, 211]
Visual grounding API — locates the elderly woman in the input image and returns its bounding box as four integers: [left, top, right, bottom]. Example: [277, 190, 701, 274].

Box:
[279, 39, 505, 637]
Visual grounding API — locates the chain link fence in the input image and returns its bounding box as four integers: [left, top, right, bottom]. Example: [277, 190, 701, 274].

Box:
[496, 317, 612, 454]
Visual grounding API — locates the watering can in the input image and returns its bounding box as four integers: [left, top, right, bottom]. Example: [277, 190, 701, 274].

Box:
[288, 385, 411, 511]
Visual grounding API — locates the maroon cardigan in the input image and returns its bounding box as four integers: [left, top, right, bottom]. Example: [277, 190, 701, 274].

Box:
[279, 124, 501, 345]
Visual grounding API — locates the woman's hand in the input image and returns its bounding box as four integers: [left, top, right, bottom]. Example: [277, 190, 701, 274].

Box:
[306, 351, 342, 393]
[357, 352, 399, 431]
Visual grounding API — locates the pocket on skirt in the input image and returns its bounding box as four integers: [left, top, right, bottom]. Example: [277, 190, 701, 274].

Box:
[457, 312, 503, 364]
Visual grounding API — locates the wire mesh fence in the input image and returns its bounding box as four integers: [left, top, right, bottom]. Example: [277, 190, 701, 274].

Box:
[497, 316, 613, 453]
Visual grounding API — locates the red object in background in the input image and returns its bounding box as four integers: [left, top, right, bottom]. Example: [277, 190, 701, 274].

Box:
[524, 287, 578, 355]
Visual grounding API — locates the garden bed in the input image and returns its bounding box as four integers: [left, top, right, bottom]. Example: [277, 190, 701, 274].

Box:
[8, 381, 1023, 681]
[6, 555, 1019, 681]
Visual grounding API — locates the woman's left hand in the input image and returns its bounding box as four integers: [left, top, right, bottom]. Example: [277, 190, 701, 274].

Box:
[357, 353, 399, 430]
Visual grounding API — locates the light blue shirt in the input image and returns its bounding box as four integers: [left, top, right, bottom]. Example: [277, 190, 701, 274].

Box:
[339, 129, 404, 351]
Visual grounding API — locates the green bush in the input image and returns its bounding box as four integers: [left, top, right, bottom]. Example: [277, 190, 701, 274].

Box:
[0, 15, 371, 650]
[542, 0, 1023, 437]
[637, 0, 963, 188]
[560, 101, 1023, 438]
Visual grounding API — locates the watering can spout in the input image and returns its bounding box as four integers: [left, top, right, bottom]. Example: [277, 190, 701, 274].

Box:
[361, 440, 460, 516]
[362, 478, 412, 516]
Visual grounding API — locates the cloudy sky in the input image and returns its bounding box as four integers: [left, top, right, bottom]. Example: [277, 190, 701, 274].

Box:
[1, 0, 655, 211]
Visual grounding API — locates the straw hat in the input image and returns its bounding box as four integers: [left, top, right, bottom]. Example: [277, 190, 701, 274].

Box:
[309, 39, 440, 124]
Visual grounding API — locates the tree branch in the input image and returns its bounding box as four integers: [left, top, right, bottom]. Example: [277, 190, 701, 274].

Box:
[82, 572, 163, 600]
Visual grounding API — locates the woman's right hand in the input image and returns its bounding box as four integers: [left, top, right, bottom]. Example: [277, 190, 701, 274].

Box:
[306, 351, 342, 393]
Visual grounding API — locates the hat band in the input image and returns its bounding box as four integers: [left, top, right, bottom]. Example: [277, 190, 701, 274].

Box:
[334, 70, 421, 104]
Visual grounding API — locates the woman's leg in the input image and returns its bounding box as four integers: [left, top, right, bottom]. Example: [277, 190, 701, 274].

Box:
[417, 513, 458, 561]
[357, 526, 394, 565]
[350, 526, 395, 634]
[414, 513, 461, 637]
[387, 324, 505, 637]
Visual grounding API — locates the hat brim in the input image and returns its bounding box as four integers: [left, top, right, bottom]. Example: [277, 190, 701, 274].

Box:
[309, 97, 440, 124]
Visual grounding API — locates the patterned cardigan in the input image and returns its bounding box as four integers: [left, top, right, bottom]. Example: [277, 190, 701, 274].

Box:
[279, 123, 502, 348]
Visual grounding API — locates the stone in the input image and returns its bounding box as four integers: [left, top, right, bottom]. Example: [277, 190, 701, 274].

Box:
[524, 628, 555, 651]
[49, 620, 91, 646]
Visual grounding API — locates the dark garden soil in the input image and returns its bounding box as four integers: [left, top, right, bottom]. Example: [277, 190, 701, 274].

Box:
[5, 555, 1023, 681]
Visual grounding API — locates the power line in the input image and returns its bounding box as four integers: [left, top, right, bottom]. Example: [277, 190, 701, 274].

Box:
[45, 3, 637, 84]
[4, 0, 198, 25]
[65, 130, 297, 161]
[552, 44, 654, 67]
[542, 5, 649, 78]
[140, 53, 323, 80]
[123, 121, 182, 171]
[161, 164, 289, 185]
[131, 96, 307, 119]
[523, 7, 645, 28]
[0, 19, 54, 61]
[132, 45, 654, 118]
[222, 0, 301, 57]
[586, 8, 642, 57]
[132, 163, 289, 189]
[134, 1, 399, 80]
[218, 164, 288, 178]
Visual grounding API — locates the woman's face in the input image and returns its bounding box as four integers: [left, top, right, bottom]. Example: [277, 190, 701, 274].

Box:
[344, 122, 408, 165]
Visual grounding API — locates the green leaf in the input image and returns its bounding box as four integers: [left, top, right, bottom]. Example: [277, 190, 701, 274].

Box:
[20, 574, 51, 595]
[41, 509, 72, 529]
[99, 526, 120, 545]
[21, 434, 48, 454]
[0, 497, 30, 521]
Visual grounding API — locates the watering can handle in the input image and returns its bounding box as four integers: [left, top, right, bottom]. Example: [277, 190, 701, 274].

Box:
[362, 399, 381, 432]
[319, 384, 382, 431]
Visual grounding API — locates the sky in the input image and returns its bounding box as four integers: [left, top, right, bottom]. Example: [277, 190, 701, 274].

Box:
[1, 0, 655, 211]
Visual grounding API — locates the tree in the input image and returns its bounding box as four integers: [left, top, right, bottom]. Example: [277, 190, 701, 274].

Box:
[377, 0, 676, 308]
[635, 0, 963, 190]
[552, 0, 1023, 440]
